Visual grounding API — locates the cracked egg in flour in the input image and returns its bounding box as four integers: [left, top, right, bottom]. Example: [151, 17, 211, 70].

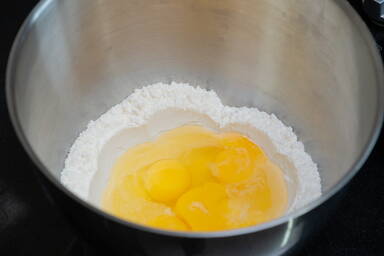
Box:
[61, 83, 321, 232]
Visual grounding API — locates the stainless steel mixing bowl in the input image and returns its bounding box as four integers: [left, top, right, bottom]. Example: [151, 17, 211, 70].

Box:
[6, 0, 384, 255]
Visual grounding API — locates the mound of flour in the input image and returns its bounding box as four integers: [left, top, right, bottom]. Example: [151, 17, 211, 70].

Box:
[61, 82, 321, 212]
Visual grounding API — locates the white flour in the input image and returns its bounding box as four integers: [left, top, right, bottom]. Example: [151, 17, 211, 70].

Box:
[61, 82, 321, 212]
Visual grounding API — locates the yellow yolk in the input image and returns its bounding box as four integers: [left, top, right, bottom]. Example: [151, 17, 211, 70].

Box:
[174, 182, 228, 231]
[102, 125, 288, 232]
[143, 159, 191, 203]
[148, 214, 189, 231]
[212, 148, 254, 183]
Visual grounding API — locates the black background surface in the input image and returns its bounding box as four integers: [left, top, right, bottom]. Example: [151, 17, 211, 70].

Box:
[0, 0, 383, 255]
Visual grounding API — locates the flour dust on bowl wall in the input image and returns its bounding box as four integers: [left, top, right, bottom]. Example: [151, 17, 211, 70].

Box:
[61, 82, 321, 232]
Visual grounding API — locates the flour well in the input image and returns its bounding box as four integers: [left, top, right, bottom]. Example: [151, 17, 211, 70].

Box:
[61, 82, 321, 212]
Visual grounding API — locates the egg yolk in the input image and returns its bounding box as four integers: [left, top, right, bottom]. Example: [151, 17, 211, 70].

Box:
[174, 182, 228, 231]
[212, 148, 254, 184]
[143, 159, 190, 203]
[102, 125, 288, 232]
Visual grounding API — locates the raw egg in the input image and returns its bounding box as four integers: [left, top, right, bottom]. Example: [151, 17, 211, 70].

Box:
[102, 125, 288, 231]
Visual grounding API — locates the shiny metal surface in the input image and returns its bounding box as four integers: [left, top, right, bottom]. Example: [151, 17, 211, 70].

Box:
[363, 0, 384, 24]
[6, 0, 384, 255]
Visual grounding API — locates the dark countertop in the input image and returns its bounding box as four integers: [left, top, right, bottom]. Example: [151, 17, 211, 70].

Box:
[1, 0, 383, 255]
